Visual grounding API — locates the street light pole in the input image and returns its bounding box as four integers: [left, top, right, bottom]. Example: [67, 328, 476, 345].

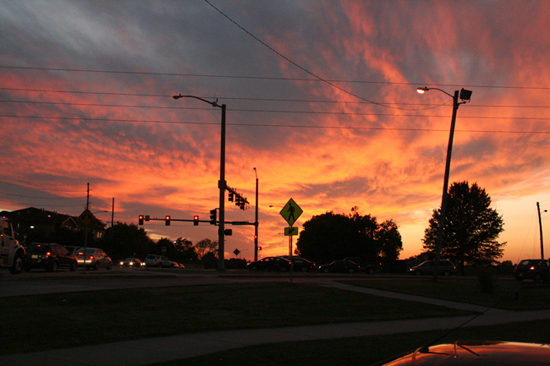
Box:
[173, 94, 226, 271]
[417, 87, 472, 281]
[254, 167, 259, 262]
[537, 202, 545, 259]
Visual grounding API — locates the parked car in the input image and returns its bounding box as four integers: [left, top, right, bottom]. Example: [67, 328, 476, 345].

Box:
[380, 341, 550, 365]
[75, 247, 113, 270]
[514, 259, 550, 282]
[344, 257, 382, 274]
[145, 254, 173, 268]
[246, 256, 291, 271]
[409, 260, 456, 276]
[120, 257, 143, 267]
[318, 259, 361, 274]
[24, 242, 78, 272]
[63, 246, 81, 254]
[279, 255, 316, 272]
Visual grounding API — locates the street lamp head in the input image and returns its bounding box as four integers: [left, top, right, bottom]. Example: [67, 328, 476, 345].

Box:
[172, 94, 183, 100]
[417, 87, 429, 94]
[459, 88, 472, 102]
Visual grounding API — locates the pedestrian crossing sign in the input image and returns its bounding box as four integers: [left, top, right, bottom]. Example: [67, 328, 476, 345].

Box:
[279, 198, 302, 226]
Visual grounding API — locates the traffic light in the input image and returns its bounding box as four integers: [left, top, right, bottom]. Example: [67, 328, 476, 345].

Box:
[209, 209, 217, 225]
[138, 215, 144, 225]
[228, 192, 234, 202]
[165, 215, 170, 226]
[194, 215, 199, 226]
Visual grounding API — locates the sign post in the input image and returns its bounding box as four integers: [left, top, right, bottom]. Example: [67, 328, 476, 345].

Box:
[280, 198, 302, 283]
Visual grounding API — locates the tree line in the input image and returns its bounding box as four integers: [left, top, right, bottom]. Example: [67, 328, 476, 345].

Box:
[43, 222, 224, 267]
[38, 180, 505, 271]
[296, 181, 506, 271]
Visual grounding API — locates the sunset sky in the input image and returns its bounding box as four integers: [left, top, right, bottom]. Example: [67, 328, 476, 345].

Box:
[1, 1, 549, 263]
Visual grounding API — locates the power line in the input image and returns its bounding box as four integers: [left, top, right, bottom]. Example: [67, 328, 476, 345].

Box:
[2, 114, 549, 134]
[3, 65, 549, 91]
[0, 191, 84, 200]
[1, 88, 548, 109]
[2, 105, 550, 120]
[0, 179, 85, 194]
[0, 197, 84, 208]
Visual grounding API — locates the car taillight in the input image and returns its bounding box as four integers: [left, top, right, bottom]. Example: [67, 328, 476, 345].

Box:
[89, 255, 95, 260]
[529, 266, 535, 271]
[46, 252, 51, 257]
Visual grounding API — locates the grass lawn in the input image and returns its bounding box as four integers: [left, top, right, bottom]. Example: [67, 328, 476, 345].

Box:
[342, 276, 550, 310]
[161, 319, 550, 366]
[1, 275, 548, 365]
[0, 281, 470, 354]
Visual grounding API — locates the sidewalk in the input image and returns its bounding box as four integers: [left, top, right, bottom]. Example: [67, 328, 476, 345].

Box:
[2, 282, 549, 366]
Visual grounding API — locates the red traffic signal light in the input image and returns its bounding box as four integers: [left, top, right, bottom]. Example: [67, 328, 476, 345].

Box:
[138, 215, 144, 225]
[194, 215, 199, 226]
[165, 215, 171, 226]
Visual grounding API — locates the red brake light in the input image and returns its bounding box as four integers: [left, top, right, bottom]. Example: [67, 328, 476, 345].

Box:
[89, 255, 95, 260]
[46, 252, 51, 257]
[529, 266, 535, 271]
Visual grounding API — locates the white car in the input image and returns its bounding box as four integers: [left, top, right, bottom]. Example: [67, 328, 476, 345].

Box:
[75, 247, 112, 270]
[145, 254, 172, 268]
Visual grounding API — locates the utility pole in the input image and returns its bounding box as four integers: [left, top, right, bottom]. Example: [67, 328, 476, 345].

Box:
[84, 183, 90, 273]
[537, 202, 545, 258]
[416, 87, 472, 281]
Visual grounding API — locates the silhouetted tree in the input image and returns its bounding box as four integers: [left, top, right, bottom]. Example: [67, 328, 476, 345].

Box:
[174, 237, 199, 264]
[155, 237, 176, 260]
[297, 207, 402, 264]
[423, 181, 505, 273]
[100, 222, 154, 260]
[376, 219, 402, 261]
[195, 238, 218, 260]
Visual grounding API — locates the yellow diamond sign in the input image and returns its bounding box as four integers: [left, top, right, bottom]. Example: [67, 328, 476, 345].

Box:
[79, 208, 94, 227]
[280, 198, 302, 226]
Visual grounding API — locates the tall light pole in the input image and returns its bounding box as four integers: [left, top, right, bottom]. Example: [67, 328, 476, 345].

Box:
[254, 167, 259, 262]
[417, 87, 472, 280]
[537, 202, 546, 259]
[173, 94, 226, 271]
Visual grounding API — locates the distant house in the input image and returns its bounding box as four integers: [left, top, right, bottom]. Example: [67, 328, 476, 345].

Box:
[0, 207, 106, 243]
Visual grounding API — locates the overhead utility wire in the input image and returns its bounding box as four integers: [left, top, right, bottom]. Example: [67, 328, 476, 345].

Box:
[0, 179, 84, 194]
[203, 0, 416, 110]
[1, 88, 549, 109]
[3, 111, 550, 121]
[2, 66, 549, 91]
[0, 191, 83, 200]
[0, 197, 85, 208]
[0, 90, 447, 108]
[2, 115, 549, 134]
[2, 98, 549, 110]
[203, 0, 550, 96]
